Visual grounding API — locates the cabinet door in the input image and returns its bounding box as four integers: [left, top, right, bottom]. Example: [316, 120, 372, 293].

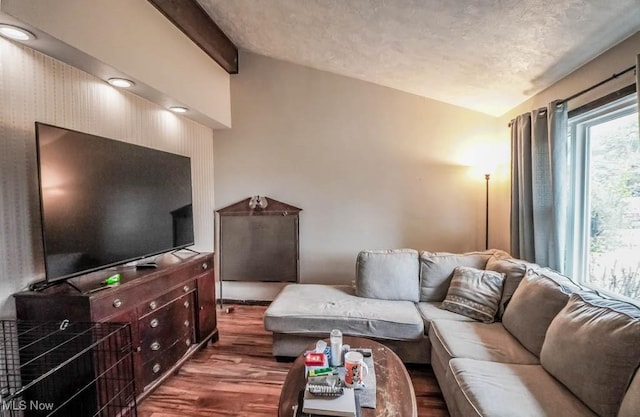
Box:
[195, 270, 217, 342]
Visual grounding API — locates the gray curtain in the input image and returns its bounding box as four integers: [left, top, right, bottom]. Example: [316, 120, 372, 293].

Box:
[510, 101, 568, 272]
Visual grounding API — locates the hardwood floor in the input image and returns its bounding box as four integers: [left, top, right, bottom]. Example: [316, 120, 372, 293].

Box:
[138, 305, 449, 417]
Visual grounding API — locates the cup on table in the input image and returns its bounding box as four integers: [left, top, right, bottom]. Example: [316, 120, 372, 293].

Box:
[344, 351, 369, 388]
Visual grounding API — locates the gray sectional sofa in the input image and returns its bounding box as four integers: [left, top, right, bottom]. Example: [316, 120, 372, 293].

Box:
[264, 249, 640, 417]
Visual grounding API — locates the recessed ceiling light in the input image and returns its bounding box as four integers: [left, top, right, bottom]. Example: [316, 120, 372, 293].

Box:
[169, 106, 188, 113]
[0, 24, 36, 41]
[107, 78, 135, 88]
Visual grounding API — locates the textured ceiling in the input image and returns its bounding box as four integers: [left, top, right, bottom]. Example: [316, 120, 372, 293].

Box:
[197, 0, 640, 116]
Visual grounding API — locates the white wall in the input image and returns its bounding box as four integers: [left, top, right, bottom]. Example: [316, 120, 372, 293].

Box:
[1, 0, 231, 129]
[501, 32, 640, 122]
[214, 51, 502, 299]
[0, 38, 215, 318]
[489, 31, 640, 247]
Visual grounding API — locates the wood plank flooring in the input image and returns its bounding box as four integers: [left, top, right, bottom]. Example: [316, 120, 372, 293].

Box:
[138, 305, 449, 417]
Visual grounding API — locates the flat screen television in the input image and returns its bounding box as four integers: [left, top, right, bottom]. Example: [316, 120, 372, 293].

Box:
[35, 122, 195, 283]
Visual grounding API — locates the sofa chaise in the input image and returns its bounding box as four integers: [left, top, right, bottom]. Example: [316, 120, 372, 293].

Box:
[264, 249, 640, 417]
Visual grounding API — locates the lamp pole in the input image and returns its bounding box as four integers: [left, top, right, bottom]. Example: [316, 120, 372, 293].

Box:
[485, 173, 490, 250]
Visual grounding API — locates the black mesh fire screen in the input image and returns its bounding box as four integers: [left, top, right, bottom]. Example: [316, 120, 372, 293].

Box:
[0, 321, 136, 417]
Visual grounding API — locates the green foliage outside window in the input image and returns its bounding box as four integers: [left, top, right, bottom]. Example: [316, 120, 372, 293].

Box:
[587, 112, 640, 299]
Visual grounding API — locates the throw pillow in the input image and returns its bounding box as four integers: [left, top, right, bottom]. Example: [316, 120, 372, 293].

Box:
[540, 292, 640, 417]
[440, 266, 505, 323]
[419, 250, 496, 302]
[355, 249, 420, 302]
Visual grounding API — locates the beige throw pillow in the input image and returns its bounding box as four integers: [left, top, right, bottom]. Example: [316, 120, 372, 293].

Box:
[440, 266, 505, 323]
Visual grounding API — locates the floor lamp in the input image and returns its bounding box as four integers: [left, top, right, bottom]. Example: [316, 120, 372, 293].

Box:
[484, 173, 490, 250]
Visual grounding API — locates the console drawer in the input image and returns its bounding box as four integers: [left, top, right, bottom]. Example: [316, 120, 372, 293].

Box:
[191, 258, 212, 277]
[139, 293, 194, 363]
[137, 282, 195, 317]
[91, 267, 192, 320]
[91, 285, 149, 320]
[142, 334, 193, 388]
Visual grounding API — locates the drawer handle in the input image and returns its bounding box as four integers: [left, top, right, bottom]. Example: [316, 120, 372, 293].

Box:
[201, 263, 208, 270]
[183, 285, 190, 292]
[150, 318, 159, 328]
[149, 301, 157, 310]
[150, 341, 161, 351]
[113, 299, 122, 308]
[152, 363, 161, 374]
[184, 320, 189, 327]
[184, 300, 190, 308]
[186, 339, 191, 347]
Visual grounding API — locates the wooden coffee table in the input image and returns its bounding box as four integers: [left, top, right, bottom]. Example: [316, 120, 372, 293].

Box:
[278, 336, 418, 417]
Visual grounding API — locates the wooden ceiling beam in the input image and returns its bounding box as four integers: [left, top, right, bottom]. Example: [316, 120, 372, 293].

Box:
[148, 0, 238, 74]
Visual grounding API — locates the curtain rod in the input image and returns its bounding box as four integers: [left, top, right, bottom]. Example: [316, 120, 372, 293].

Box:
[508, 64, 636, 127]
[558, 65, 636, 105]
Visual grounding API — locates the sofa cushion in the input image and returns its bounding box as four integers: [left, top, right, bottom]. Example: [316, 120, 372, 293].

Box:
[264, 284, 424, 341]
[446, 358, 598, 417]
[355, 249, 419, 302]
[619, 370, 640, 417]
[429, 320, 539, 366]
[485, 256, 530, 318]
[541, 292, 640, 417]
[502, 270, 580, 357]
[419, 250, 494, 302]
[416, 302, 475, 332]
[441, 266, 505, 323]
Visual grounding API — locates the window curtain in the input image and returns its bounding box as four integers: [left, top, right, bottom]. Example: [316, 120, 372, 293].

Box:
[637, 54, 639, 129]
[510, 101, 568, 272]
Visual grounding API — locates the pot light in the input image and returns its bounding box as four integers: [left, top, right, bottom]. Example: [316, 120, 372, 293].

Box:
[169, 106, 188, 113]
[0, 24, 36, 41]
[107, 78, 135, 88]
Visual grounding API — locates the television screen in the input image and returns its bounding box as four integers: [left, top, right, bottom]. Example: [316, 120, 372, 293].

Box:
[35, 122, 194, 282]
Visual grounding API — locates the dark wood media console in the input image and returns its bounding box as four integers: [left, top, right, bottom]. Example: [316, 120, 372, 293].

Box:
[14, 252, 218, 399]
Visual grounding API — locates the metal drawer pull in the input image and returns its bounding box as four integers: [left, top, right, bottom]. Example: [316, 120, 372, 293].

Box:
[151, 341, 161, 351]
[183, 300, 190, 308]
[149, 301, 157, 310]
[184, 320, 189, 327]
[152, 363, 161, 374]
[202, 263, 208, 270]
[185, 339, 191, 347]
[150, 318, 159, 328]
[113, 299, 122, 308]
[183, 285, 190, 292]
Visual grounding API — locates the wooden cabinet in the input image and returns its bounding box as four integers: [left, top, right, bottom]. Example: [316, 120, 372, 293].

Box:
[196, 269, 217, 341]
[14, 252, 217, 398]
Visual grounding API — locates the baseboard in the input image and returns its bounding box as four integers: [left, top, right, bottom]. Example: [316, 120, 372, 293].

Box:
[217, 298, 272, 306]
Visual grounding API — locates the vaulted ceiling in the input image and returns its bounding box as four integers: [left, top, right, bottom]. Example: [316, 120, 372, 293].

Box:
[197, 0, 640, 116]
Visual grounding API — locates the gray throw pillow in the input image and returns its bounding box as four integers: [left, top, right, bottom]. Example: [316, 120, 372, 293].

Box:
[541, 292, 640, 417]
[355, 249, 419, 302]
[440, 266, 505, 323]
[502, 270, 580, 356]
[419, 250, 495, 301]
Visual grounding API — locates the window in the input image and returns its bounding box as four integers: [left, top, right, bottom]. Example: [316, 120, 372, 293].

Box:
[567, 93, 640, 300]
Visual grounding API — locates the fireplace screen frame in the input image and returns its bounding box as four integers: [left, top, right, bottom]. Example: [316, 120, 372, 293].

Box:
[217, 197, 302, 285]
